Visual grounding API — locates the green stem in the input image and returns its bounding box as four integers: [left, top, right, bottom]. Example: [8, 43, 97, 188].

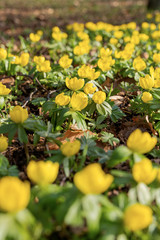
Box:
[67, 115, 72, 130]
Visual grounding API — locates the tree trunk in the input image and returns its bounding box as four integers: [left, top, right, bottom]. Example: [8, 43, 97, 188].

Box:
[148, 0, 160, 10]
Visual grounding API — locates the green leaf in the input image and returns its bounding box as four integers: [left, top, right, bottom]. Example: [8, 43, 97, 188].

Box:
[31, 98, 46, 106]
[63, 157, 70, 177]
[111, 170, 133, 186]
[72, 112, 87, 130]
[82, 195, 101, 234]
[64, 198, 83, 226]
[107, 146, 132, 168]
[110, 105, 125, 123]
[0, 155, 9, 168]
[96, 101, 112, 116]
[101, 132, 120, 146]
[106, 70, 114, 79]
[18, 125, 28, 143]
[134, 72, 140, 81]
[137, 183, 151, 204]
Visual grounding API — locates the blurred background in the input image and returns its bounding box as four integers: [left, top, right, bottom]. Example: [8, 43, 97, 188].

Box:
[0, 0, 155, 38]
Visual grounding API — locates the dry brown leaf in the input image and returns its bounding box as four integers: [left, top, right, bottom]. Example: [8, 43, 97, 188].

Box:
[48, 129, 95, 150]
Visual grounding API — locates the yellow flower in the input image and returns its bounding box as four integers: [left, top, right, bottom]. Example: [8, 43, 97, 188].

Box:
[127, 22, 136, 29]
[0, 135, 8, 152]
[73, 41, 91, 56]
[95, 35, 102, 42]
[109, 38, 118, 45]
[59, 55, 72, 69]
[85, 22, 97, 31]
[74, 163, 114, 194]
[92, 91, 106, 104]
[70, 92, 88, 111]
[78, 65, 100, 80]
[0, 83, 11, 95]
[139, 75, 155, 90]
[127, 129, 157, 154]
[19, 52, 30, 67]
[121, 50, 132, 60]
[156, 43, 160, 50]
[27, 161, 59, 185]
[55, 93, 70, 106]
[146, 13, 153, 19]
[37, 30, 43, 36]
[29, 33, 41, 42]
[10, 106, 28, 124]
[60, 140, 80, 157]
[69, 22, 84, 32]
[0, 48, 7, 60]
[133, 57, 146, 71]
[36, 60, 51, 72]
[52, 32, 67, 41]
[11, 55, 20, 64]
[142, 22, 149, 29]
[150, 23, 156, 30]
[139, 33, 149, 41]
[132, 158, 157, 184]
[124, 204, 153, 231]
[77, 31, 89, 41]
[99, 48, 112, 58]
[124, 36, 131, 42]
[33, 56, 45, 64]
[153, 53, 160, 64]
[98, 57, 115, 72]
[150, 67, 160, 88]
[66, 77, 84, 91]
[114, 31, 123, 39]
[52, 26, 60, 32]
[84, 82, 97, 94]
[0, 176, 30, 212]
[141, 92, 153, 103]
[131, 35, 140, 45]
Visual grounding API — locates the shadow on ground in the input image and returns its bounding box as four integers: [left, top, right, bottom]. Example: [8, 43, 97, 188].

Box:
[0, 0, 148, 39]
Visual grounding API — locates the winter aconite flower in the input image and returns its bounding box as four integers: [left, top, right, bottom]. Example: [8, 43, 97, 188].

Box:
[10, 106, 28, 124]
[19, 52, 30, 67]
[139, 75, 155, 90]
[0, 83, 11, 95]
[0, 135, 8, 152]
[124, 204, 153, 231]
[133, 56, 146, 71]
[153, 53, 160, 64]
[78, 65, 100, 80]
[60, 140, 81, 157]
[92, 91, 106, 104]
[70, 92, 88, 111]
[59, 55, 72, 69]
[98, 56, 115, 72]
[0, 48, 7, 60]
[29, 33, 41, 42]
[55, 93, 70, 106]
[66, 77, 84, 91]
[74, 163, 114, 194]
[0, 176, 30, 212]
[132, 158, 157, 184]
[127, 129, 157, 154]
[27, 161, 59, 186]
[84, 82, 97, 95]
[141, 92, 153, 103]
[36, 60, 51, 72]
